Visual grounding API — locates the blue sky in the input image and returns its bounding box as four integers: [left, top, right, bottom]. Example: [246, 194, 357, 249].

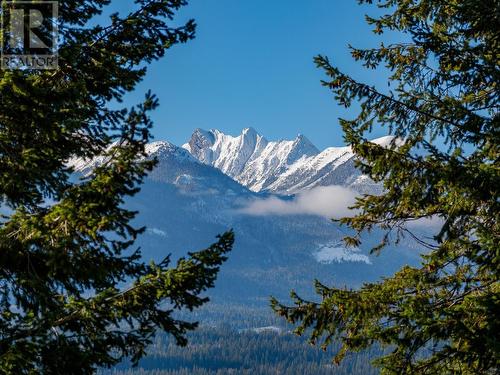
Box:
[118, 0, 398, 149]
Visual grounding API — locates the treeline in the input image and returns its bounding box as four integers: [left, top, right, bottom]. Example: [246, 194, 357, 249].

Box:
[103, 326, 382, 375]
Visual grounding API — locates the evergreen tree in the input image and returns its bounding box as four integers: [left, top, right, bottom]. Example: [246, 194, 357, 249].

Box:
[0, 1, 233, 373]
[272, 0, 499, 373]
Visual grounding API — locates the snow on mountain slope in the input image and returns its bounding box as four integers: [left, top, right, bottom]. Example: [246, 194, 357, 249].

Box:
[69, 129, 394, 196]
[68, 140, 249, 197]
[183, 128, 320, 192]
[184, 128, 394, 194]
[69, 140, 197, 174]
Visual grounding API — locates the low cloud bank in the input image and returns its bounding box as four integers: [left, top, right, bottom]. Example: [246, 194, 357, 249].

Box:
[240, 186, 358, 219]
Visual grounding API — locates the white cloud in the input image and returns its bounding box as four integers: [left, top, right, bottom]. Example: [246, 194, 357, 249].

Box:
[239, 185, 358, 219]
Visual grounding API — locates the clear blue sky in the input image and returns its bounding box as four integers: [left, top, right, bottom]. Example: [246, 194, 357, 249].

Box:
[118, 0, 398, 149]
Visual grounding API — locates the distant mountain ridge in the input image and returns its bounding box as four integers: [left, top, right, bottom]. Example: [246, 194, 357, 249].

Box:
[70, 128, 392, 196]
[183, 128, 394, 194]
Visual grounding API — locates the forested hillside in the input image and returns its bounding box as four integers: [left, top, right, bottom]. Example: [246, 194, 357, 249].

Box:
[104, 326, 383, 375]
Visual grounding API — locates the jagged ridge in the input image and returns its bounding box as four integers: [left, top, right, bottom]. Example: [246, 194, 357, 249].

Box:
[183, 128, 395, 194]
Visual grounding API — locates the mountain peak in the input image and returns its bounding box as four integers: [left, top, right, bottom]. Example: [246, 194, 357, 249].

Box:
[239, 127, 260, 147]
[194, 128, 216, 144]
[183, 128, 217, 164]
[144, 141, 199, 165]
[242, 127, 258, 136]
[292, 134, 319, 153]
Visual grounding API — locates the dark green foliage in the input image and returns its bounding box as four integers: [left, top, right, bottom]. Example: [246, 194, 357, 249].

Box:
[0, 1, 233, 373]
[272, 0, 499, 374]
[101, 325, 384, 375]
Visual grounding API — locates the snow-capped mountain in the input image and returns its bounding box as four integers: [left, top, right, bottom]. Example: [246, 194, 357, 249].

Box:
[183, 128, 393, 194]
[67, 131, 422, 304]
[182, 128, 319, 193]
